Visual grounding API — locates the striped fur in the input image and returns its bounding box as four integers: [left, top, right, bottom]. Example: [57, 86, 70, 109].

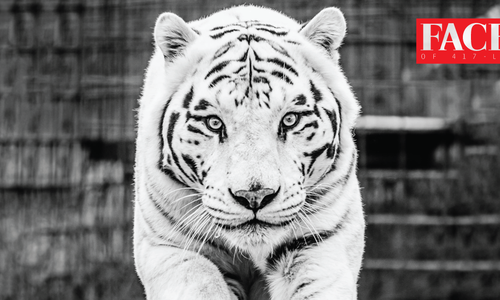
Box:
[134, 5, 365, 300]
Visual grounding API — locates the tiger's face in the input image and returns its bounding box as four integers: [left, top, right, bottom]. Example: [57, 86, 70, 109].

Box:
[150, 7, 355, 251]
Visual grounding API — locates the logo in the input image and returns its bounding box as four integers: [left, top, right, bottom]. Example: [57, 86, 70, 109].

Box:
[417, 19, 500, 64]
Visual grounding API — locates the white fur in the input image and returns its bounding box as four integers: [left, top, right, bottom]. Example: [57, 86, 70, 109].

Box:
[134, 5, 364, 300]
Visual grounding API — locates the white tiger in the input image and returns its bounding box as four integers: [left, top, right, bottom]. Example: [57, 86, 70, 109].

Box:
[134, 5, 364, 300]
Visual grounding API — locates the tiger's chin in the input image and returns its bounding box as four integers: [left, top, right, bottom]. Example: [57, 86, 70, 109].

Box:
[218, 217, 294, 256]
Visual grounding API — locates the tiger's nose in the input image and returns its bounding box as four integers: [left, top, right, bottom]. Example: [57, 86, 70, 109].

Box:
[229, 187, 280, 212]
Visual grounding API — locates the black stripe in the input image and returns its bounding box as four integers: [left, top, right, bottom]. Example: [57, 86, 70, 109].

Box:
[305, 151, 356, 209]
[326, 144, 338, 159]
[335, 98, 342, 123]
[324, 108, 339, 159]
[297, 121, 318, 132]
[210, 25, 227, 31]
[210, 28, 239, 39]
[305, 184, 332, 207]
[144, 183, 179, 225]
[252, 22, 282, 29]
[253, 76, 269, 84]
[267, 40, 292, 60]
[182, 154, 199, 182]
[186, 111, 204, 122]
[209, 75, 231, 88]
[293, 94, 307, 105]
[205, 205, 240, 215]
[271, 71, 292, 84]
[255, 27, 288, 36]
[248, 54, 253, 88]
[267, 230, 338, 270]
[213, 41, 235, 60]
[167, 112, 193, 183]
[158, 103, 169, 170]
[210, 23, 246, 31]
[318, 35, 334, 52]
[161, 166, 187, 186]
[252, 66, 265, 73]
[299, 21, 309, 31]
[253, 51, 263, 61]
[238, 50, 248, 62]
[300, 163, 305, 176]
[266, 58, 298, 76]
[310, 81, 322, 102]
[237, 33, 265, 43]
[335, 97, 342, 148]
[137, 185, 177, 240]
[333, 151, 356, 187]
[205, 61, 231, 79]
[157, 97, 188, 186]
[194, 99, 213, 111]
[187, 124, 210, 137]
[234, 65, 245, 74]
[293, 280, 313, 297]
[324, 109, 338, 137]
[313, 104, 320, 117]
[300, 110, 315, 117]
[329, 89, 342, 121]
[303, 143, 330, 174]
[182, 86, 194, 109]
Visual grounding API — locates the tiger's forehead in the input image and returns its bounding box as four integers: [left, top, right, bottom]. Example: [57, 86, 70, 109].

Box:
[190, 23, 310, 111]
[207, 20, 290, 39]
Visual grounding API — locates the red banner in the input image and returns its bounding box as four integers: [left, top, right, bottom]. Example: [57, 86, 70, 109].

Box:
[416, 18, 500, 64]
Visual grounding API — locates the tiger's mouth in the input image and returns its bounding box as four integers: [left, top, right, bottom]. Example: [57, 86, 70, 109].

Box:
[216, 216, 295, 231]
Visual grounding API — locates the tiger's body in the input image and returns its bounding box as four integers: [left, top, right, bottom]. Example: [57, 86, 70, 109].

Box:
[134, 5, 364, 300]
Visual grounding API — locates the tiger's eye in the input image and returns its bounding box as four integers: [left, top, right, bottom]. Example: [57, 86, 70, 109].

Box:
[206, 116, 223, 131]
[282, 113, 299, 128]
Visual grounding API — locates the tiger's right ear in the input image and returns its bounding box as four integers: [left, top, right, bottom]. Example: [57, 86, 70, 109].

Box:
[154, 12, 198, 61]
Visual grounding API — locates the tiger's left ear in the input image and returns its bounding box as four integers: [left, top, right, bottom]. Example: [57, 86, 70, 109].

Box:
[154, 12, 198, 61]
[299, 7, 346, 53]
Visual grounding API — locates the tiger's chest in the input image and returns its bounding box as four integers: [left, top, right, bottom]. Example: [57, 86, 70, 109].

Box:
[204, 246, 272, 300]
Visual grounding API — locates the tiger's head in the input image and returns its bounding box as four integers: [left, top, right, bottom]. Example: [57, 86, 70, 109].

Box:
[137, 6, 360, 254]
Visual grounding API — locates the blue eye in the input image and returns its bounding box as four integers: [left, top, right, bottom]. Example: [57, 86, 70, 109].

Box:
[281, 113, 300, 128]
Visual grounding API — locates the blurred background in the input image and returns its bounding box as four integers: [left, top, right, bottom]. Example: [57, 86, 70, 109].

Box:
[0, 0, 499, 299]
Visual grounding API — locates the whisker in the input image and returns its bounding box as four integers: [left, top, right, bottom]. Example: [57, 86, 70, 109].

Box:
[178, 196, 202, 211]
[296, 212, 320, 245]
[301, 211, 324, 244]
[167, 203, 203, 241]
[197, 220, 216, 255]
[173, 192, 203, 203]
[182, 210, 209, 254]
[176, 206, 205, 235]
[294, 213, 309, 244]
[163, 186, 203, 198]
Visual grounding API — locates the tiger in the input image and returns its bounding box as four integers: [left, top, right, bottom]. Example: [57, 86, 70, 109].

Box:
[134, 4, 364, 300]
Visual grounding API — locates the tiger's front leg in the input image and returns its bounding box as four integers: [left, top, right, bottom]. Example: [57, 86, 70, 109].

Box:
[265, 233, 362, 300]
[134, 240, 238, 300]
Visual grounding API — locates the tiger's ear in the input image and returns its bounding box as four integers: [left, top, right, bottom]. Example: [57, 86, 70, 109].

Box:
[299, 7, 346, 53]
[154, 12, 198, 61]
